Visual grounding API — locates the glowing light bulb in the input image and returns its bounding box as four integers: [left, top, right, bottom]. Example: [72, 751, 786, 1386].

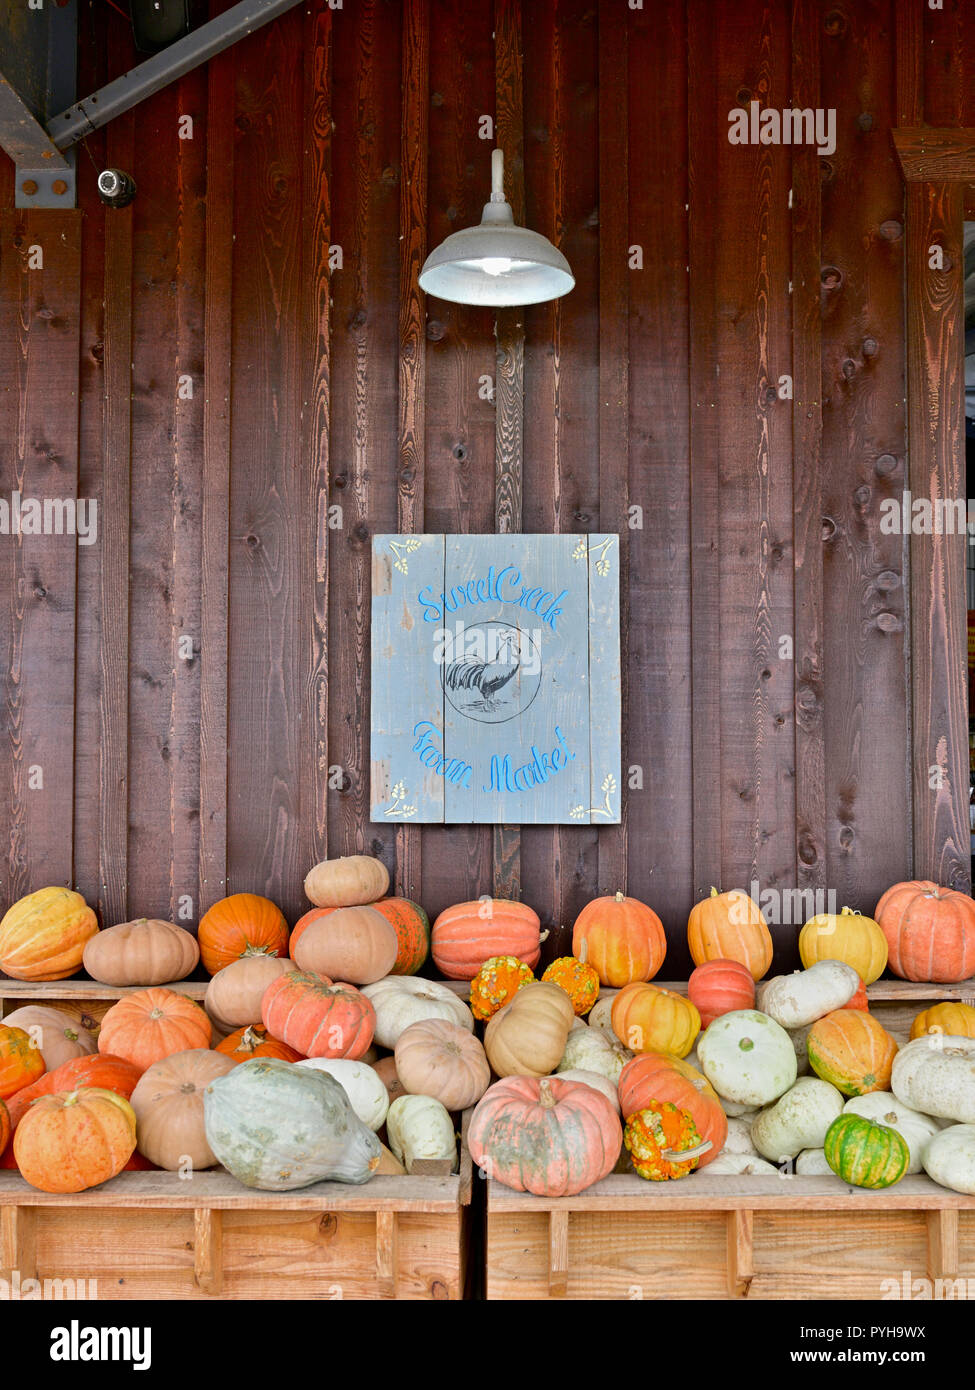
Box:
[481, 256, 513, 277]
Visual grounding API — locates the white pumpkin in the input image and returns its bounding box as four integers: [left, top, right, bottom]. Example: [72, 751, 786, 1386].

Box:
[720, 1096, 759, 1118]
[795, 1147, 833, 1175]
[557, 1025, 632, 1084]
[750, 1077, 844, 1161]
[843, 1091, 943, 1175]
[890, 1035, 975, 1123]
[722, 1117, 758, 1156]
[704, 1153, 779, 1176]
[697, 1010, 797, 1107]
[788, 1023, 811, 1077]
[361, 977, 474, 1050]
[758, 961, 859, 1030]
[586, 992, 619, 1034]
[923, 1125, 975, 1195]
[295, 1058, 389, 1132]
[386, 1094, 457, 1173]
[555, 1068, 621, 1113]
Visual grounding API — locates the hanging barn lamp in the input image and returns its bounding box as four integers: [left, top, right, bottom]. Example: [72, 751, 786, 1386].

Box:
[418, 149, 574, 307]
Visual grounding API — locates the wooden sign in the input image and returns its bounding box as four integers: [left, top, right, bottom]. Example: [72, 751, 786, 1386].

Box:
[370, 534, 621, 824]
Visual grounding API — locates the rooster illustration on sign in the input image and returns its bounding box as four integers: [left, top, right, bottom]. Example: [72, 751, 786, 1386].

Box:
[443, 626, 521, 713]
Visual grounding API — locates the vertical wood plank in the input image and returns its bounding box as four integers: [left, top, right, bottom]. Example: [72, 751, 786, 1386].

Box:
[906, 181, 968, 890]
[548, 1208, 568, 1298]
[0, 1206, 36, 1283]
[926, 1207, 959, 1280]
[922, 0, 965, 126]
[375, 1209, 398, 1298]
[397, 0, 429, 899]
[726, 1208, 754, 1298]
[193, 1207, 223, 1294]
[895, 0, 922, 125]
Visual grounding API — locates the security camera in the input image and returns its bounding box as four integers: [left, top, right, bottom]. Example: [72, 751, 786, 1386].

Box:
[97, 169, 137, 208]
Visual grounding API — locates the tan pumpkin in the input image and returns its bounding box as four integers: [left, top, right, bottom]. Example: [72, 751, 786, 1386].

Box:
[2, 1006, 96, 1072]
[204, 956, 297, 1031]
[292, 905, 398, 985]
[394, 1019, 491, 1111]
[304, 855, 390, 908]
[130, 1048, 237, 1170]
[83, 919, 200, 987]
[484, 981, 575, 1079]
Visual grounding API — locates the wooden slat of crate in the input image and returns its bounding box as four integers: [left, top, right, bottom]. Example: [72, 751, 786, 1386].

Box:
[0, 978, 210, 1035]
[485, 1174, 975, 1300]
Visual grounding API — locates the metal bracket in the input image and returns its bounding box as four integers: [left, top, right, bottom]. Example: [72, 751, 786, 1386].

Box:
[3, 0, 78, 208]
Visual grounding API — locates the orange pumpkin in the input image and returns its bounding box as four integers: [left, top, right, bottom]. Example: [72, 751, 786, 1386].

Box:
[13, 1087, 137, 1193]
[261, 970, 375, 1059]
[617, 1052, 726, 1168]
[874, 880, 975, 983]
[98, 988, 212, 1070]
[847, 976, 869, 1012]
[687, 887, 773, 981]
[687, 958, 755, 1028]
[909, 1001, 975, 1040]
[806, 1009, 898, 1097]
[0, 887, 98, 982]
[0, 1025, 45, 1099]
[431, 899, 543, 980]
[216, 1025, 303, 1064]
[572, 892, 666, 988]
[542, 954, 600, 1015]
[611, 983, 700, 1058]
[470, 956, 535, 1021]
[5, 1053, 143, 1133]
[0, 1098, 9, 1156]
[373, 1055, 407, 1105]
[197, 893, 290, 975]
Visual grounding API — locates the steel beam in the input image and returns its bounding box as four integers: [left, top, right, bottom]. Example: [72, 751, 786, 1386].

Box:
[1, 0, 78, 208]
[0, 72, 69, 168]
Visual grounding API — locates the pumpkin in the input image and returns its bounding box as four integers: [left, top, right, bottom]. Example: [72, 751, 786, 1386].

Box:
[372, 1055, 407, 1105]
[468, 1076, 621, 1195]
[0, 1025, 45, 1098]
[375, 898, 430, 975]
[361, 976, 474, 1049]
[823, 1111, 909, 1189]
[484, 981, 575, 1078]
[847, 977, 869, 1011]
[394, 1018, 490, 1112]
[304, 855, 390, 908]
[14, 1087, 137, 1193]
[542, 950, 600, 1015]
[386, 1094, 457, 1173]
[2, 1006, 96, 1072]
[261, 970, 375, 1059]
[130, 1048, 237, 1171]
[197, 893, 289, 975]
[0, 1098, 8, 1156]
[610, 982, 700, 1058]
[292, 905, 398, 986]
[874, 880, 975, 982]
[687, 959, 755, 1029]
[556, 1069, 621, 1112]
[795, 1147, 833, 1175]
[758, 960, 860, 1029]
[558, 1024, 633, 1084]
[98, 988, 212, 1070]
[587, 992, 620, 1035]
[0, 887, 98, 982]
[617, 1051, 727, 1168]
[890, 1034, 975, 1122]
[469, 956, 535, 1020]
[843, 1092, 942, 1174]
[798, 906, 888, 985]
[216, 1025, 302, 1064]
[571, 892, 666, 988]
[687, 887, 773, 981]
[82, 918, 200, 986]
[706, 1153, 779, 1176]
[431, 899, 543, 980]
[910, 1001, 975, 1041]
[204, 1058, 381, 1189]
[723, 1116, 759, 1156]
[625, 1100, 711, 1180]
[697, 1009, 797, 1106]
[295, 1058, 390, 1131]
[4, 1053, 143, 1132]
[806, 1009, 898, 1097]
[923, 1125, 975, 1195]
[204, 955, 297, 1031]
[750, 1078, 845, 1161]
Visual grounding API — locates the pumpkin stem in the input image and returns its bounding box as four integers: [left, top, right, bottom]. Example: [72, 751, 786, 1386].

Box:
[614, 891, 625, 903]
[709, 887, 719, 898]
[64, 1028, 79, 1042]
[538, 1079, 557, 1109]
[662, 1140, 713, 1163]
[738, 1037, 755, 1052]
[242, 944, 276, 958]
[577, 939, 588, 966]
[538, 929, 550, 945]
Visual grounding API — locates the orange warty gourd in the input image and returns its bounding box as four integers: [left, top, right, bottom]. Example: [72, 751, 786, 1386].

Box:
[0, 887, 98, 982]
[611, 983, 700, 1058]
[216, 1025, 303, 1063]
[687, 887, 774, 981]
[909, 1001, 975, 1041]
[196, 893, 290, 975]
[617, 1052, 727, 1168]
[571, 892, 666, 988]
[874, 880, 975, 983]
[98, 988, 212, 1070]
[469, 956, 535, 1020]
[686, 959, 755, 1028]
[624, 1100, 710, 1181]
[261, 970, 375, 1059]
[806, 1009, 898, 1097]
[542, 953, 600, 1015]
[13, 1087, 137, 1193]
[431, 899, 543, 980]
[0, 1025, 45, 1099]
[4, 1053, 143, 1133]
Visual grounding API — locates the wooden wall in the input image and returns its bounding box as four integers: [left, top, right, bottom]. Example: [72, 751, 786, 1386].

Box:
[0, 0, 972, 975]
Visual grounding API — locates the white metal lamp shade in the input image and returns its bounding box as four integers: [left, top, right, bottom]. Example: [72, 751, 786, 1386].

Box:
[418, 150, 574, 307]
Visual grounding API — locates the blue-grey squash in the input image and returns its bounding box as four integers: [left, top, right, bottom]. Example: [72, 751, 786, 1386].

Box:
[203, 1057, 382, 1189]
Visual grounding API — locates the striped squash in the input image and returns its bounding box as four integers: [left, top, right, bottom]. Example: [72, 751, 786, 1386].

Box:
[807, 1010, 898, 1097]
[824, 1112, 909, 1189]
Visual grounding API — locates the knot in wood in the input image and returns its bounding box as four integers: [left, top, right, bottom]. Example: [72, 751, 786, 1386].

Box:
[820, 265, 843, 290]
[874, 453, 898, 476]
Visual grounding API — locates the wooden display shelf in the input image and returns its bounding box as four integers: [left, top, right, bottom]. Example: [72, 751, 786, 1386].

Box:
[0, 977, 209, 1034]
[485, 1172, 975, 1300]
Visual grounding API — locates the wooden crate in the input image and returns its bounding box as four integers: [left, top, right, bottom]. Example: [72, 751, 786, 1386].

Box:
[0, 978, 209, 1035]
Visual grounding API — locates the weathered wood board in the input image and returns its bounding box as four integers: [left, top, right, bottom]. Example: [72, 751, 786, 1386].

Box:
[370, 533, 621, 824]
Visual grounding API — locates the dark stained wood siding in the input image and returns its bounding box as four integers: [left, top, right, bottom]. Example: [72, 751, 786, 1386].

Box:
[0, 0, 971, 968]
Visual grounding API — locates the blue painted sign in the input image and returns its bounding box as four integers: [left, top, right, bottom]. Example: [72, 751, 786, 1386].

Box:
[370, 534, 621, 824]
